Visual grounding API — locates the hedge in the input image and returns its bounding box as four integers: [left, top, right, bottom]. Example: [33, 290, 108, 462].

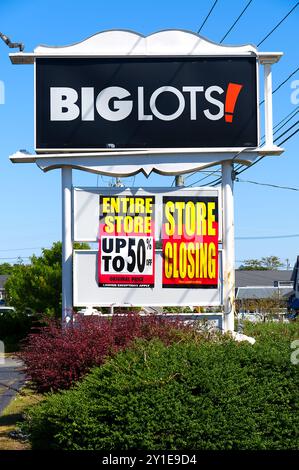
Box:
[22, 324, 299, 450]
[19, 314, 191, 392]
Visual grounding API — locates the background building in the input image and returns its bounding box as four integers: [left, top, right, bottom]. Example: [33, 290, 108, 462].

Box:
[235, 270, 293, 316]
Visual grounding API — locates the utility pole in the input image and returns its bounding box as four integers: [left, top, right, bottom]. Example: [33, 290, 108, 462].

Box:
[175, 174, 185, 187]
[114, 177, 124, 188]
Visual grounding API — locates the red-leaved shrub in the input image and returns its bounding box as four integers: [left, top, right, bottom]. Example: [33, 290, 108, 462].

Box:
[19, 314, 189, 392]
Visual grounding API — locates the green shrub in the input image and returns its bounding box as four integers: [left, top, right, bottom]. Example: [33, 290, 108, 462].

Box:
[19, 315, 192, 392]
[243, 321, 298, 345]
[23, 327, 299, 450]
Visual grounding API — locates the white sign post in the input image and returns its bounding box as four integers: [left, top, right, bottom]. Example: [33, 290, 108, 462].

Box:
[222, 162, 235, 332]
[61, 167, 73, 323]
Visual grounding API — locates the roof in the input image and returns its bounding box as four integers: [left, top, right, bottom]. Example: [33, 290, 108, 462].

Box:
[0, 275, 9, 289]
[235, 270, 293, 288]
[236, 286, 293, 300]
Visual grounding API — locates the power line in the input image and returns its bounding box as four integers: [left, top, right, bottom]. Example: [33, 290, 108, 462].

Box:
[234, 104, 299, 177]
[197, 0, 219, 33]
[185, 171, 197, 180]
[273, 107, 299, 136]
[274, 119, 299, 142]
[236, 178, 299, 192]
[185, 168, 220, 187]
[259, 110, 299, 145]
[171, 173, 210, 187]
[236, 234, 299, 240]
[187, 114, 299, 187]
[260, 66, 299, 105]
[220, 0, 253, 43]
[277, 125, 299, 146]
[0, 246, 46, 252]
[185, 169, 221, 181]
[192, 2, 298, 185]
[235, 156, 262, 176]
[236, 118, 299, 177]
[272, 66, 299, 96]
[273, 105, 299, 131]
[194, 3, 297, 183]
[187, 144, 274, 188]
[234, 107, 299, 174]
[257, 107, 299, 147]
[257, 2, 299, 47]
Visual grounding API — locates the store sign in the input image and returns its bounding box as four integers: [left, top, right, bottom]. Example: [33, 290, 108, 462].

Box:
[36, 57, 258, 151]
[73, 187, 221, 306]
[162, 195, 218, 289]
[98, 195, 155, 287]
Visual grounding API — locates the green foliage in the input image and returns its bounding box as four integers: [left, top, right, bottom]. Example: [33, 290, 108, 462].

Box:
[238, 258, 267, 270]
[23, 323, 299, 450]
[261, 256, 284, 270]
[0, 262, 16, 275]
[239, 256, 284, 270]
[5, 242, 89, 317]
[5, 243, 62, 317]
[163, 306, 194, 313]
[243, 321, 299, 351]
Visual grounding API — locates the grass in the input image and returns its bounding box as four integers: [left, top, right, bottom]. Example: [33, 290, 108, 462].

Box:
[0, 387, 44, 450]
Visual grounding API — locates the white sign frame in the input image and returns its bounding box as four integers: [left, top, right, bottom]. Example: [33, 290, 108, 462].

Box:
[73, 186, 221, 307]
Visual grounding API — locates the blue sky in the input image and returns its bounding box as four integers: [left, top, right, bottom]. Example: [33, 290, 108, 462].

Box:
[0, 0, 298, 268]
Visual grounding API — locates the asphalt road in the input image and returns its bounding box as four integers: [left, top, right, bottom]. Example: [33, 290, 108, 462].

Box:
[0, 357, 25, 415]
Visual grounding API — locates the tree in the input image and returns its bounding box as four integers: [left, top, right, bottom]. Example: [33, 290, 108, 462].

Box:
[239, 256, 284, 271]
[5, 241, 89, 317]
[0, 263, 15, 275]
[238, 259, 268, 270]
[261, 256, 284, 270]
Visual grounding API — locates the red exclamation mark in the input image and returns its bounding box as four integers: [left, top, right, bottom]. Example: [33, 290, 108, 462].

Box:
[225, 83, 243, 123]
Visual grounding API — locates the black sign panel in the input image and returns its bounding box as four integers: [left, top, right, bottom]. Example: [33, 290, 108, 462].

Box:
[35, 57, 258, 151]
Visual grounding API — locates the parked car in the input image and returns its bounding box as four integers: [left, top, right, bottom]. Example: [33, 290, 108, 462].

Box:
[237, 312, 263, 323]
[0, 306, 16, 317]
[287, 311, 299, 321]
[77, 306, 101, 316]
